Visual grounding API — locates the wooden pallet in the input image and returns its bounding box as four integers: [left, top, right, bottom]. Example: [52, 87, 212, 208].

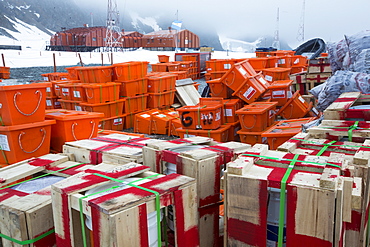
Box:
[175, 78, 201, 106]
[324, 92, 370, 120]
[224, 145, 365, 246]
[0, 153, 93, 247]
[51, 162, 199, 247]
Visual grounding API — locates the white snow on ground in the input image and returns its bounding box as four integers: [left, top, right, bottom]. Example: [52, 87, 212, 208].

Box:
[0, 20, 254, 68]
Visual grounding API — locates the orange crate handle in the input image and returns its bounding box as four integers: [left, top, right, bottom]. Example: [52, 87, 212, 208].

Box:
[85, 87, 95, 100]
[101, 68, 112, 78]
[13, 90, 42, 116]
[72, 121, 96, 140]
[19, 128, 46, 154]
[115, 66, 124, 77]
[240, 114, 257, 130]
[209, 84, 225, 97]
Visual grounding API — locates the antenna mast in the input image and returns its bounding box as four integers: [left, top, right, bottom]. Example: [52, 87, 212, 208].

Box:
[272, 8, 280, 50]
[297, 0, 305, 42]
[105, 0, 122, 51]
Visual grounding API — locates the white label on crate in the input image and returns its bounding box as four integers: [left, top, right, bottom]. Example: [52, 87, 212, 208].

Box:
[312, 107, 319, 115]
[0, 135, 10, 151]
[224, 109, 233, 117]
[62, 88, 69, 95]
[243, 87, 256, 100]
[157, 114, 167, 118]
[46, 87, 51, 92]
[298, 96, 305, 103]
[224, 64, 231, 69]
[98, 123, 102, 128]
[43, 77, 48, 81]
[75, 106, 82, 111]
[265, 75, 273, 82]
[207, 68, 212, 71]
[259, 76, 269, 85]
[272, 90, 285, 98]
[279, 59, 285, 64]
[73, 91, 81, 98]
[61, 77, 68, 80]
[167, 111, 177, 116]
[184, 134, 196, 138]
[237, 66, 248, 76]
[215, 112, 221, 121]
[55, 85, 60, 89]
[113, 118, 123, 125]
[46, 100, 52, 106]
[294, 58, 299, 64]
[55, 101, 61, 106]
[141, 114, 151, 118]
[287, 91, 293, 98]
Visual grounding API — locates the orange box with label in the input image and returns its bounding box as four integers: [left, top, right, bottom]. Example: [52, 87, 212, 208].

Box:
[231, 73, 269, 104]
[206, 59, 236, 71]
[277, 91, 312, 119]
[177, 104, 223, 130]
[147, 90, 176, 109]
[247, 57, 269, 72]
[113, 61, 148, 81]
[65, 66, 82, 80]
[124, 94, 148, 113]
[277, 56, 292, 68]
[83, 82, 120, 103]
[0, 120, 55, 164]
[147, 74, 176, 93]
[236, 102, 277, 132]
[59, 83, 86, 101]
[51, 80, 79, 97]
[41, 72, 69, 81]
[0, 82, 50, 126]
[118, 78, 147, 97]
[168, 71, 188, 80]
[80, 99, 125, 118]
[45, 109, 104, 152]
[222, 99, 244, 124]
[133, 109, 159, 134]
[262, 67, 292, 83]
[46, 96, 62, 110]
[206, 78, 233, 99]
[221, 60, 259, 91]
[176, 124, 231, 142]
[58, 99, 82, 111]
[99, 115, 125, 131]
[237, 129, 267, 146]
[267, 80, 294, 107]
[75, 66, 113, 83]
[151, 112, 177, 135]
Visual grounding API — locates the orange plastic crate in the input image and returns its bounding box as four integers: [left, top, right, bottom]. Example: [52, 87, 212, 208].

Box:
[117, 78, 147, 97]
[124, 94, 148, 113]
[277, 56, 292, 68]
[52, 80, 80, 97]
[205, 71, 227, 81]
[97, 129, 145, 138]
[231, 73, 269, 104]
[151, 112, 177, 135]
[221, 60, 259, 91]
[225, 121, 241, 142]
[262, 125, 303, 150]
[59, 82, 86, 102]
[237, 129, 267, 146]
[177, 104, 223, 130]
[206, 59, 235, 71]
[277, 91, 312, 119]
[247, 57, 269, 72]
[83, 82, 120, 103]
[290, 66, 307, 74]
[222, 98, 244, 123]
[46, 96, 62, 110]
[133, 109, 159, 134]
[99, 115, 125, 131]
[265, 56, 279, 68]
[58, 99, 82, 111]
[45, 109, 104, 152]
[262, 67, 292, 83]
[147, 74, 176, 93]
[80, 99, 125, 118]
[158, 55, 170, 63]
[273, 50, 295, 56]
[113, 61, 148, 81]
[168, 118, 182, 137]
[168, 71, 188, 80]
[0, 120, 55, 164]
[268, 80, 294, 107]
[147, 90, 176, 109]
[0, 82, 50, 126]
[65, 66, 82, 80]
[206, 78, 233, 98]
[175, 124, 231, 142]
[290, 55, 308, 67]
[123, 112, 136, 129]
[75, 66, 113, 83]
[236, 102, 277, 132]
[151, 63, 168, 72]
[42, 72, 69, 81]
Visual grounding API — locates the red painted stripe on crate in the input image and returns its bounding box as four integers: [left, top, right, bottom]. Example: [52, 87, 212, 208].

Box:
[139, 204, 149, 247]
[55, 193, 72, 247]
[29, 158, 55, 167]
[155, 150, 162, 173]
[91, 203, 102, 247]
[33, 227, 56, 247]
[46, 164, 89, 176]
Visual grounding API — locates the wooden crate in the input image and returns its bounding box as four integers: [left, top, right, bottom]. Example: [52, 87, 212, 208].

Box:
[307, 63, 332, 73]
[0, 153, 93, 247]
[51, 162, 199, 247]
[224, 145, 365, 246]
[324, 92, 370, 120]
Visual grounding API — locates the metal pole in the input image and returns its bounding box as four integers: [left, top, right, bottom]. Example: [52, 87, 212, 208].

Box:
[1, 53, 5, 67]
[53, 53, 57, 72]
[78, 53, 84, 67]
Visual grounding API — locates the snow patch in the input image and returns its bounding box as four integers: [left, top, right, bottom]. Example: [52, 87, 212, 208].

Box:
[130, 12, 162, 33]
[218, 34, 263, 53]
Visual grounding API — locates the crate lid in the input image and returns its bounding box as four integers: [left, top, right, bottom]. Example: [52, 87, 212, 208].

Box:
[0, 119, 56, 131]
[0, 82, 51, 91]
[45, 109, 104, 121]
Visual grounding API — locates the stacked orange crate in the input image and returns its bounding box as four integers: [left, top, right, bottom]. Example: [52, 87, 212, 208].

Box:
[42, 71, 70, 110]
[182, 55, 199, 79]
[112, 61, 149, 129]
[146, 73, 177, 110]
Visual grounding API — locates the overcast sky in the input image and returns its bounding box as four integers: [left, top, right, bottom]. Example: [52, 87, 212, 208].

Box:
[74, 0, 370, 47]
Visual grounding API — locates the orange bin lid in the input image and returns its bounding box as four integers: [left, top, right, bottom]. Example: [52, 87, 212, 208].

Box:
[262, 67, 291, 73]
[236, 102, 277, 115]
[82, 82, 120, 88]
[0, 120, 56, 131]
[274, 117, 317, 128]
[0, 82, 51, 91]
[262, 126, 302, 137]
[45, 109, 104, 121]
[268, 80, 293, 89]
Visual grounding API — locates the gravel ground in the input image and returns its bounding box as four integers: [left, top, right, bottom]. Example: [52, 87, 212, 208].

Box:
[5, 65, 208, 140]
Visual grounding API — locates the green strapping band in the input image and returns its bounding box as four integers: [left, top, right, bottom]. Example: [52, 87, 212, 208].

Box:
[241, 153, 341, 169]
[79, 173, 162, 247]
[290, 138, 370, 149]
[0, 115, 5, 126]
[348, 121, 359, 142]
[316, 141, 337, 156]
[278, 153, 300, 246]
[0, 146, 9, 165]
[0, 229, 55, 245]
